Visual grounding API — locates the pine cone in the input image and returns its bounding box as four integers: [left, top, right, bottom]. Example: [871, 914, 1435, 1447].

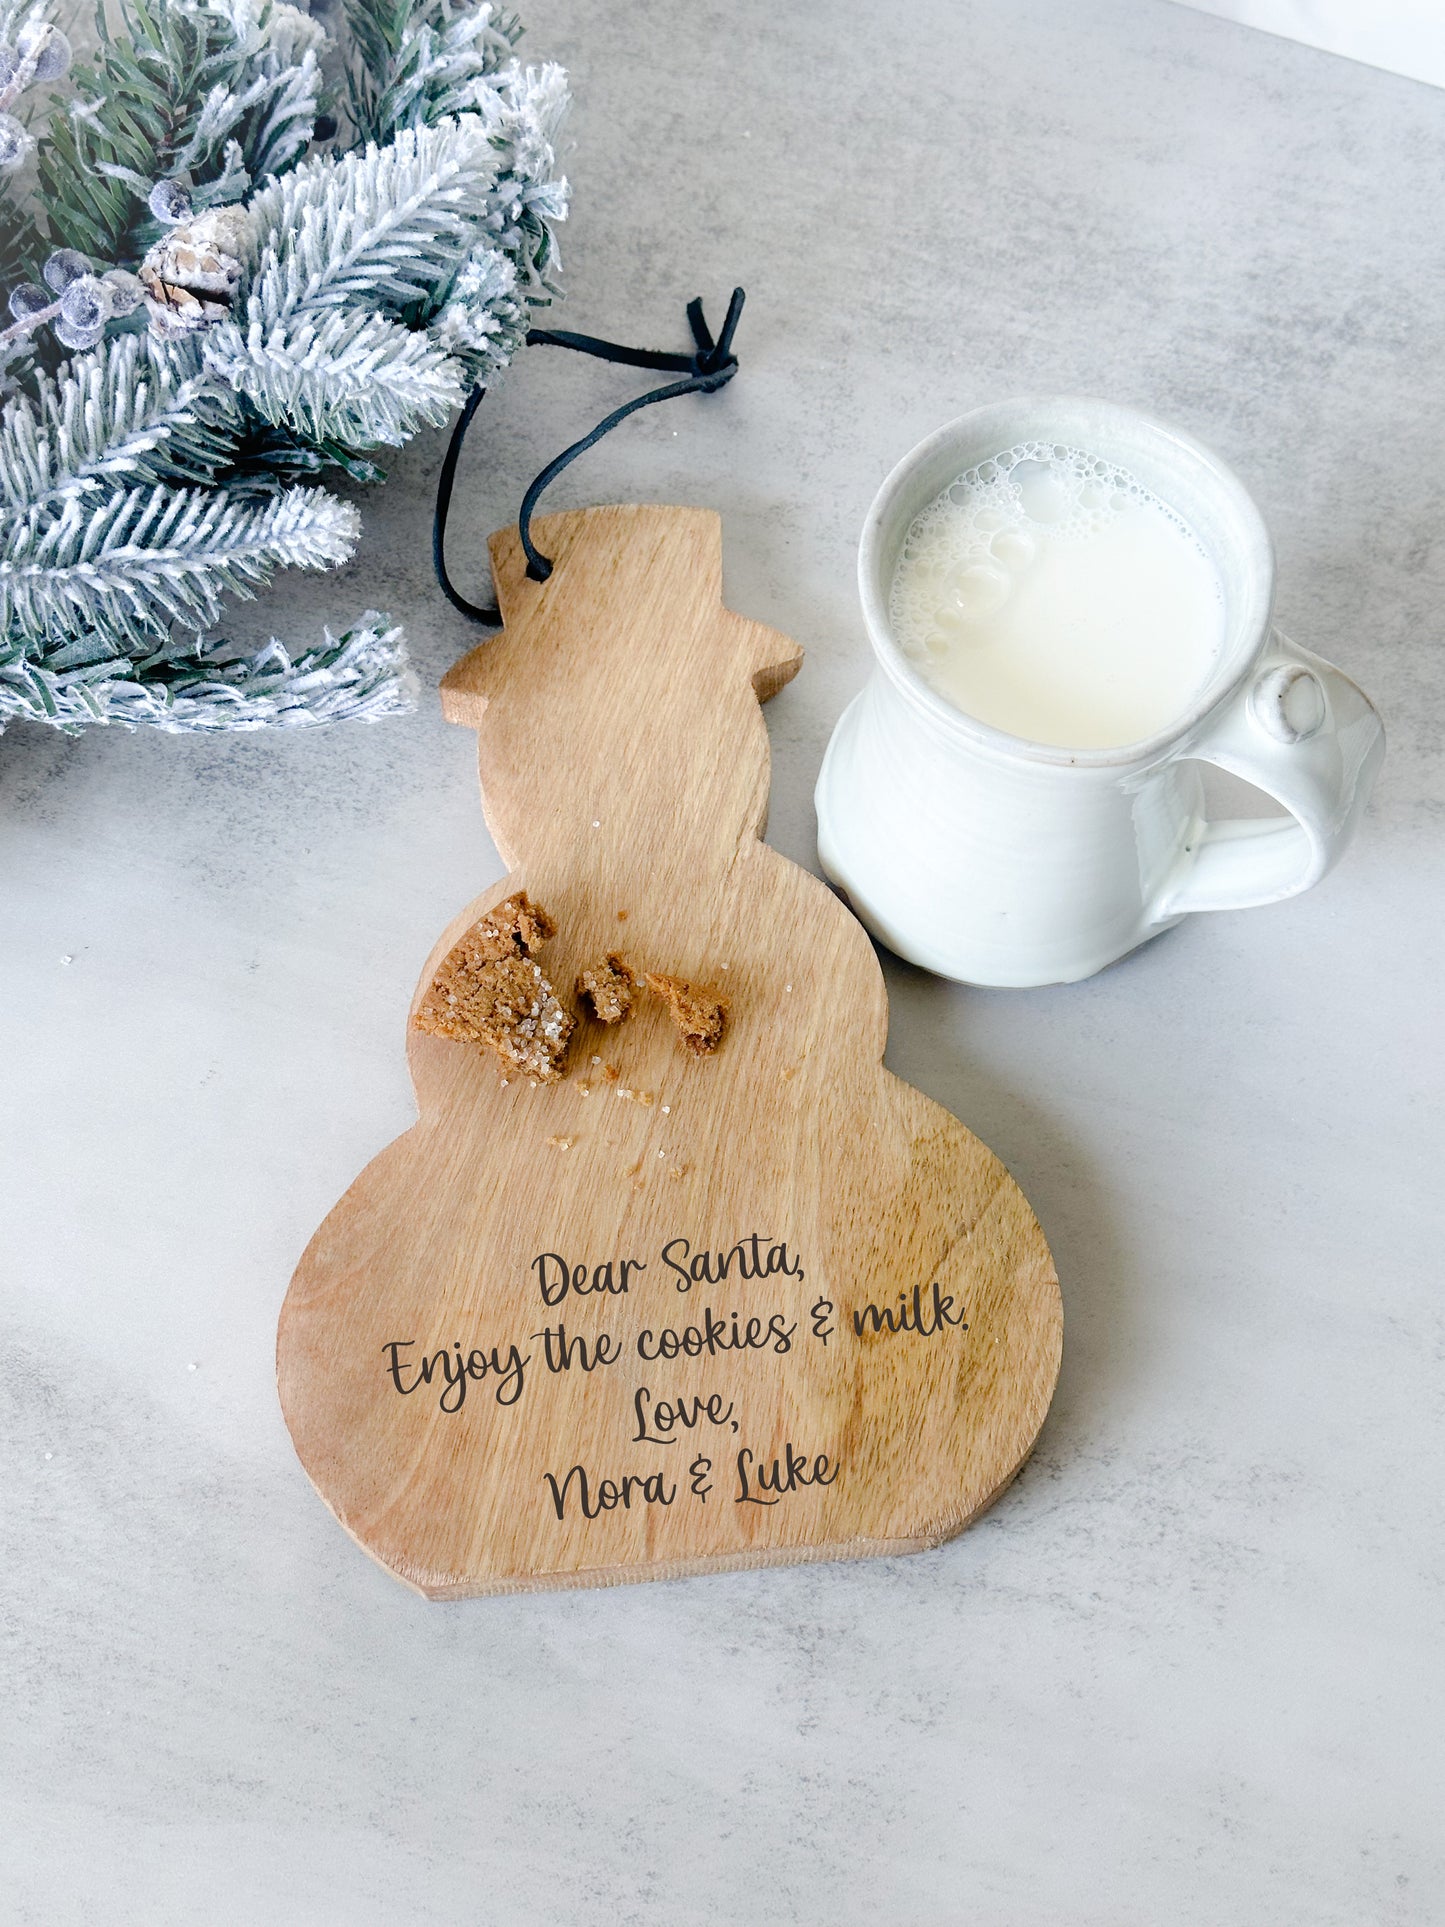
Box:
[140, 206, 255, 340]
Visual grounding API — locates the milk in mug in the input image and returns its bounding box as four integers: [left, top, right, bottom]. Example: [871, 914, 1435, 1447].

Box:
[888, 442, 1227, 750]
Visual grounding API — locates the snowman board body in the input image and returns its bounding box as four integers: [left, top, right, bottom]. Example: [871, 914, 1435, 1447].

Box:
[277, 506, 1062, 1596]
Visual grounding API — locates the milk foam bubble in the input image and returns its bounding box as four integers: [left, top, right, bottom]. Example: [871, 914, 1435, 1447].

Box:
[889, 442, 1227, 749]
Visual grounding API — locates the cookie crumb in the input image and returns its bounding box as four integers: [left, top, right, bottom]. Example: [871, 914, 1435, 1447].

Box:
[603, 1063, 621, 1085]
[414, 892, 573, 1083]
[546, 1134, 575, 1151]
[576, 952, 634, 1025]
[645, 972, 729, 1056]
[616, 909, 629, 922]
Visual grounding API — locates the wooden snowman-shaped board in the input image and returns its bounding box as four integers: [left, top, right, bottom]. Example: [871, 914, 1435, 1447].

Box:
[278, 506, 1062, 1596]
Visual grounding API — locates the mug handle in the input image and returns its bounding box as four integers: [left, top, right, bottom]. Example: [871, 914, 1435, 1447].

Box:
[1153, 631, 1385, 919]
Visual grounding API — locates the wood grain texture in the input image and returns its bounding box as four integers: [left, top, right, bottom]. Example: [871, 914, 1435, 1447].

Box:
[277, 506, 1062, 1597]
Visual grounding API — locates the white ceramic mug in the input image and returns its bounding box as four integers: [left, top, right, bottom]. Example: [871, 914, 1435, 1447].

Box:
[815, 398, 1386, 987]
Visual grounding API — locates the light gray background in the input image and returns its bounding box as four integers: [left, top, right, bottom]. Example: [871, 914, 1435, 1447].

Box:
[3, 1, 1442, 1921]
[1176, 0, 1445, 89]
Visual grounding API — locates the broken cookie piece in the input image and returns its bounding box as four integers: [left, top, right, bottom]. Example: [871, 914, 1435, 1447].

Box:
[575, 953, 635, 1025]
[414, 891, 574, 1083]
[644, 971, 729, 1057]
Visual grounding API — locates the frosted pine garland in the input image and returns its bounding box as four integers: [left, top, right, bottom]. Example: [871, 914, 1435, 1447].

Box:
[207, 305, 467, 448]
[0, 334, 229, 507]
[0, 482, 361, 642]
[0, 612, 414, 728]
[0, 0, 568, 732]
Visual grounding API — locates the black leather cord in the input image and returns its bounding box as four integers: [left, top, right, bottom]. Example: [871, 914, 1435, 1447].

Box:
[432, 288, 746, 625]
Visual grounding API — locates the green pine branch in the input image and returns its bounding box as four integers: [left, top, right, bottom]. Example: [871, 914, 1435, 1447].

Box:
[0, 334, 235, 513]
[206, 304, 464, 446]
[0, 481, 359, 647]
[205, 115, 506, 447]
[241, 113, 501, 322]
[340, 0, 518, 146]
[0, 610, 413, 730]
[37, 0, 325, 266]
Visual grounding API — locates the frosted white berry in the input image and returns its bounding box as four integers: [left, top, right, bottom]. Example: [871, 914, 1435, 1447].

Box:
[0, 111, 32, 172]
[101, 269, 144, 316]
[54, 275, 107, 349]
[8, 281, 50, 320]
[43, 249, 90, 293]
[148, 179, 192, 226]
[17, 20, 71, 80]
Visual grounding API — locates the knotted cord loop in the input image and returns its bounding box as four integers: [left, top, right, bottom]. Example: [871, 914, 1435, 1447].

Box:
[432, 287, 746, 625]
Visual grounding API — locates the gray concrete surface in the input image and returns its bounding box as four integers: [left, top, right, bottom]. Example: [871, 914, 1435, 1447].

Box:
[3, 0, 1442, 1920]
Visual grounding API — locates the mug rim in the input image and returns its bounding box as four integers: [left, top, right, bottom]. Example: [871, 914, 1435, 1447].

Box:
[857, 396, 1277, 769]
